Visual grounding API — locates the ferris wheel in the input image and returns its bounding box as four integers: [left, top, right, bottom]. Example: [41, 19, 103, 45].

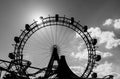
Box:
[1, 14, 104, 79]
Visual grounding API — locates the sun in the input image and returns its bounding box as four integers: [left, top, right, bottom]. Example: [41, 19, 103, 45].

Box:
[27, 8, 51, 24]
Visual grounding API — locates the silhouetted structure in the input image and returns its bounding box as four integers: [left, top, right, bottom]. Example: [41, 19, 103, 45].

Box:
[0, 14, 113, 79]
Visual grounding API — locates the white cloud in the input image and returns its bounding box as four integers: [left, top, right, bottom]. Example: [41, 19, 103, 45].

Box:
[88, 27, 120, 49]
[71, 48, 88, 60]
[93, 61, 113, 77]
[103, 18, 120, 29]
[70, 66, 85, 76]
[75, 32, 81, 38]
[93, 61, 120, 79]
[102, 52, 112, 58]
[70, 34, 88, 60]
[114, 19, 120, 29]
[71, 30, 114, 60]
[69, 61, 120, 79]
[103, 18, 113, 26]
[71, 50, 112, 61]
[71, 50, 113, 61]
[69, 19, 120, 79]
[88, 27, 101, 38]
[96, 51, 113, 58]
[70, 29, 120, 79]
[99, 31, 120, 49]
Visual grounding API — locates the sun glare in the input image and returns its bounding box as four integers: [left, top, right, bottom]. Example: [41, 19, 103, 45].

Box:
[28, 8, 50, 24]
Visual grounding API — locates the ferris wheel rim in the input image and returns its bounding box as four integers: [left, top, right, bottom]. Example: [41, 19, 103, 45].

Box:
[13, 14, 97, 78]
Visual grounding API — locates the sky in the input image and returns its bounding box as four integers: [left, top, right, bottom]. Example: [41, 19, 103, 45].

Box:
[0, 0, 120, 79]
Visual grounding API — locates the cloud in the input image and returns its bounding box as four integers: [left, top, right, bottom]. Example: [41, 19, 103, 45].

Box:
[103, 18, 120, 29]
[103, 18, 113, 26]
[71, 50, 112, 61]
[70, 29, 120, 79]
[96, 51, 113, 58]
[70, 33, 89, 60]
[70, 66, 85, 76]
[69, 60, 120, 79]
[69, 19, 120, 79]
[93, 61, 120, 79]
[70, 30, 114, 60]
[114, 19, 120, 29]
[93, 61, 113, 77]
[69, 61, 120, 79]
[88, 27, 120, 49]
[71, 49, 88, 60]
